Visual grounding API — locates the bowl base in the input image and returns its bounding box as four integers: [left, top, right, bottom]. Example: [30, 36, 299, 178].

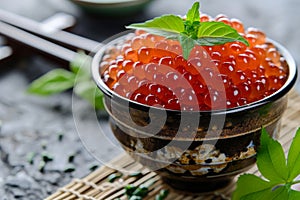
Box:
[161, 175, 234, 194]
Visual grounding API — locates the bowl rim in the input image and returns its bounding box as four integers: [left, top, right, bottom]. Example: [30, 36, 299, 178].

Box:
[91, 32, 298, 115]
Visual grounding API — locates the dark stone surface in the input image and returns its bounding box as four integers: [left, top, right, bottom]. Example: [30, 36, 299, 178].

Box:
[0, 0, 299, 199]
[0, 68, 96, 199]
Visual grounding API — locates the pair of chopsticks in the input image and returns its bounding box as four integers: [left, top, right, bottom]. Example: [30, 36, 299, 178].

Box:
[0, 9, 102, 63]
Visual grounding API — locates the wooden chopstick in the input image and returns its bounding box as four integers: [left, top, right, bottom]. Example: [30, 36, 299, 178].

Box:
[0, 20, 78, 62]
[0, 9, 102, 54]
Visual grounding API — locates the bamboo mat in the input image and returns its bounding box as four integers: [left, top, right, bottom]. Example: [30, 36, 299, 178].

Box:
[46, 91, 300, 200]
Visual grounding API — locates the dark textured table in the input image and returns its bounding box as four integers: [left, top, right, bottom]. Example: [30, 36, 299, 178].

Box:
[0, 0, 299, 199]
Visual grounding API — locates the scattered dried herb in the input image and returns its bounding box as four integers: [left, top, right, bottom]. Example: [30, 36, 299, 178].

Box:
[39, 160, 46, 173]
[129, 196, 143, 200]
[26, 152, 36, 165]
[129, 172, 143, 177]
[125, 180, 155, 199]
[64, 164, 76, 173]
[41, 141, 47, 150]
[125, 185, 138, 197]
[131, 186, 148, 197]
[68, 154, 75, 163]
[89, 164, 99, 172]
[107, 173, 123, 183]
[58, 133, 64, 141]
[155, 189, 169, 200]
[41, 152, 54, 163]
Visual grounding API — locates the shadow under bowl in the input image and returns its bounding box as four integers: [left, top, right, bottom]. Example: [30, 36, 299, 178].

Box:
[92, 33, 297, 193]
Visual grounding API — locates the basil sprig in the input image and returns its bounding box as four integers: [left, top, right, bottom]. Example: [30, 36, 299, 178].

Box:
[233, 128, 300, 200]
[126, 2, 249, 59]
[27, 52, 104, 110]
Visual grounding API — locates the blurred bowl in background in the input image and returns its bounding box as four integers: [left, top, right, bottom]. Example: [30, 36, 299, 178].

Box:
[69, 0, 154, 16]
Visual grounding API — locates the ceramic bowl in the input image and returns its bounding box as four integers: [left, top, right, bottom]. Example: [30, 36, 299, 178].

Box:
[69, 0, 154, 16]
[92, 33, 297, 193]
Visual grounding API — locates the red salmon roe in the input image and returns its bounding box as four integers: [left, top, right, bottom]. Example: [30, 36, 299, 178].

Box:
[101, 15, 288, 111]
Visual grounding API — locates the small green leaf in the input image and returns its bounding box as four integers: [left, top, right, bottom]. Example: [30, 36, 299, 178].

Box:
[27, 69, 75, 96]
[186, 2, 200, 23]
[257, 128, 289, 182]
[232, 174, 275, 200]
[287, 128, 300, 181]
[197, 21, 249, 46]
[126, 15, 184, 37]
[178, 33, 196, 59]
[74, 81, 104, 110]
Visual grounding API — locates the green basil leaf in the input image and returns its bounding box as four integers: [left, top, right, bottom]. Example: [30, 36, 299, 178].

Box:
[287, 128, 300, 181]
[197, 21, 249, 46]
[186, 2, 200, 23]
[27, 69, 75, 96]
[126, 3, 252, 60]
[74, 81, 104, 110]
[126, 15, 184, 36]
[234, 128, 300, 200]
[178, 33, 196, 59]
[257, 128, 289, 182]
[232, 174, 275, 200]
[196, 37, 240, 46]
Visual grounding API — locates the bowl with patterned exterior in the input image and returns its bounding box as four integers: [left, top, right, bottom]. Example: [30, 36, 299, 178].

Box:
[91, 25, 297, 193]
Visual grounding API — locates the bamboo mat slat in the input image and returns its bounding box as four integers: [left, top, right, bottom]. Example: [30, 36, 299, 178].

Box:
[45, 90, 300, 200]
